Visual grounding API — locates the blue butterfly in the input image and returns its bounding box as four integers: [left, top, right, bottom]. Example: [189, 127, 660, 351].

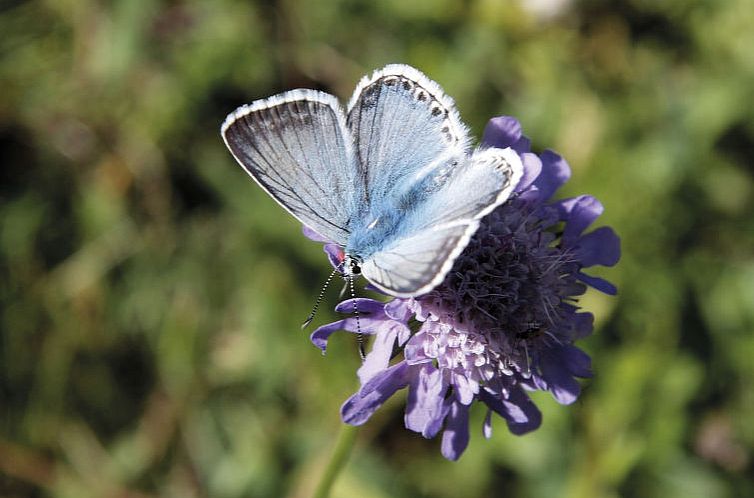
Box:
[221, 64, 523, 298]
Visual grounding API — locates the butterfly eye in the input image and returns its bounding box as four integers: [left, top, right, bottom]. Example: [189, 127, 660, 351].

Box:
[350, 260, 362, 275]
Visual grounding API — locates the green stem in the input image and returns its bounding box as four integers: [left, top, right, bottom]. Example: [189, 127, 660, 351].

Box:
[312, 424, 360, 498]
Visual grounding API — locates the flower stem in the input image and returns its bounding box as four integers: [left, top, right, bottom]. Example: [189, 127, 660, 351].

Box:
[312, 424, 359, 498]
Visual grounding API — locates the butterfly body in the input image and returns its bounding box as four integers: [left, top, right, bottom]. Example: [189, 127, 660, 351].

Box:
[222, 64, 523, 297]
[345, 154, 456, 259]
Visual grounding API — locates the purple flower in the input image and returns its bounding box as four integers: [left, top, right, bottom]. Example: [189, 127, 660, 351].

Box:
[308, 116, 620, 460]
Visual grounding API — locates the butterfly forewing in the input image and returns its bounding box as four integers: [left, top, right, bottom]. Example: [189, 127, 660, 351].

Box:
[346, 64, 469, 206]
[222, 90, 361, 246]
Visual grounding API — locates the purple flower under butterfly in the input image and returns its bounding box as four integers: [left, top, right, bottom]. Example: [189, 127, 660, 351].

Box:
[307, 116, 620, 460]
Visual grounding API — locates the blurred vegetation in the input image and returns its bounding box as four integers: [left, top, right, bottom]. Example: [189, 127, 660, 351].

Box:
[1, 0, 753, 497]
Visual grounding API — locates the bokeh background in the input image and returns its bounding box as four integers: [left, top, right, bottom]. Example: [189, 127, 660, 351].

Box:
[2, 0, 753, 497]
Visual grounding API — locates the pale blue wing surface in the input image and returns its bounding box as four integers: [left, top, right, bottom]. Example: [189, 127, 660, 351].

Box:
[360, 147, 523, 297]
[360, 223, 472, 296]
[221, 90, 361, 246]
[401, 147, 523, 232]
[346, 64, 469, 208]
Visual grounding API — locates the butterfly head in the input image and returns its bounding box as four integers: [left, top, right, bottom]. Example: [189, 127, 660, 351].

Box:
[343, 254, 362, 277]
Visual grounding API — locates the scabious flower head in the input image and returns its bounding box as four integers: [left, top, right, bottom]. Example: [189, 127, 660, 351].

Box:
[308, 116, 621, 460]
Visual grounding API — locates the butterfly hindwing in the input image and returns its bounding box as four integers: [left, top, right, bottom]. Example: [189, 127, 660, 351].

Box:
[222, 90, 362, 246]
[360, 147, 523, 297]
[360, 222, 472, 297]
[403, 147, 523, 232]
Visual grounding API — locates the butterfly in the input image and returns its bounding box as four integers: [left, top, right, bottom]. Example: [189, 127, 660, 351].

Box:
[221, 64, 523, 298]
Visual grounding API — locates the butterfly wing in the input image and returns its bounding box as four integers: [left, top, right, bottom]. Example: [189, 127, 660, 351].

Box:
[221, 90, 362, 246]
[360, 147, 523, 297]
[346, 64, 469, 206]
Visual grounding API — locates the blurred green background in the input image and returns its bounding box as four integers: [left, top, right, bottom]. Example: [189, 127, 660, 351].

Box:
[1, 0, 753, 497]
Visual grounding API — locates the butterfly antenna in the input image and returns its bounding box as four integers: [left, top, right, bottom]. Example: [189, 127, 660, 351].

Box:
[301, 265, 341, 329]
[349, 275, 366, 361]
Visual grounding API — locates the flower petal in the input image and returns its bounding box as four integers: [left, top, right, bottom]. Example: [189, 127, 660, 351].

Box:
[482, 116, 522, 149]
[483, 409, 493, 439]
[357, 323, 406, 383]
[533, 150, 571, 201]
[405, 364, 449, 438]
[505, 388, 543, 435]
[562, 345, 592, 378]
[333, 298, 386, 315]
[441, 400, 470, 461]
[403, 331, 433, 364]
[577, 272, 618, 295]
[324, 243, 344, 269]
[573, 227, 621, 267]
[539, 347, 583, 405]
[310, 300, 395, 352]
[341, 362, 413, 425]
[310, 320, 345, 352]
[452, 372, 478, 405]
[512, 136, 531, 155]
[480, 388, 542, 435]
[302, 225, 330, 242]
[572, 312, 595, 339]
[516, 152, 543, 193]
[384, 299, 414, 323]
[557, 195, 604, 245]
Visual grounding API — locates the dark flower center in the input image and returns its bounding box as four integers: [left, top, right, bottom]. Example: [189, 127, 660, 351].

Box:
[417, 200, 585, 355]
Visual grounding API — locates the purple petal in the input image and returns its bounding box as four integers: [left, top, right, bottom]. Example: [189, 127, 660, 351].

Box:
[482, 116, 522, 149]
[572, 312, 595, 339]
[577, 272, 618, 295]
[480, 388, 542, 435]
[310, 320, 346, 352]
[505, 389, 542, 434]
[483, 409, 493, 439]
[560, 345, 592, 378]
[556, 195, 604, 245]
[302, 225, 330, 242]
[333, 298, 386, 315]
[452, 372, 478, 405]
[512, 136, 531, 155]
[539, 348, 582, 405]
[480, 389, 526, 425]
[324, 243, 344, 269]
[310, 316, 387, 351]
[515, 153, 543, 193]
[534, 150, 571, 201]
[405, 364, 449, 438]
[310, 299, 394, 352]
[518, 184, 542, 203]
[341, 362, 413, 425]
[573, 227, 621, 267]
[357, 323, 405, 383]
[441, 401, 470, 461]
[403, 332, 432, 363]
[528, 373, 548, 392]
[384, 299, 413, 323]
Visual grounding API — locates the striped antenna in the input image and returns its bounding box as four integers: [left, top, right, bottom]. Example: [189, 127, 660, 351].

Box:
[348, 274, 365, 360]
[301, 263, 342, 329]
